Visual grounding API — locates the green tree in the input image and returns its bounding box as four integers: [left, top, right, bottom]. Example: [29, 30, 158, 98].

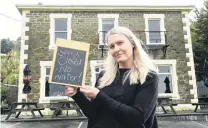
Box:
[1, 38, 14, 54]
[1, 50, 19, 85]
[14, 37, 21, 52]
[191, 1, 208, 78]
[192, 1, 208, 47]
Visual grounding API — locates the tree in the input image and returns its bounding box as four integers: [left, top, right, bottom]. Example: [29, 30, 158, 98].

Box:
[192, 1, 208, 47]
[191, 1, 208, 80]
[14, 37, 21, 52]
[1, 38, 14, 54]
[1, 50, 20, 106]
[1, 50, 19, 84]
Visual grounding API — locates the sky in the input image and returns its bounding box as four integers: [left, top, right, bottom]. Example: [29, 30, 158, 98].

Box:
[0, 0, 205, 41]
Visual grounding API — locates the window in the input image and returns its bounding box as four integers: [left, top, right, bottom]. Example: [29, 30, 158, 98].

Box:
[39, 61, 70, 103]
[45, 67, 65, 97]
[97, 14, 119, 47]
[102, 19, 115, 44]
[90, 60, 105, 86]
[49, 14, 72, 49]
[153, 60, 179, 99]
[90, 60, 179, 99]
[95, 66, 105, 80]
[157, 66, 173, 94]
[148, 20, 161, 43]
[144, 14, 166, 45]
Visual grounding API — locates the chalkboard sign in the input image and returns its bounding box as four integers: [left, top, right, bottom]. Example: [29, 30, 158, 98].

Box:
[49, 38, 90, 87]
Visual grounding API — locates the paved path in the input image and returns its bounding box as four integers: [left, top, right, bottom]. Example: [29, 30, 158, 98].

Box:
[1, 120, 208, 128]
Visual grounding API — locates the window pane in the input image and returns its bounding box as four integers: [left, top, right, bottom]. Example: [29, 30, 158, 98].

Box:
[45, 77, 65, 97]
[148, 20, 160, 31]
[95, 66, 105, 80]
[102, 19, 114, 32]
[55, 18, 67, 31]
[95, 67, 99, 72]
[158, 66, 171, 73]
[158, 74, 173, 93]
[148, 20, 161, 43]
[55, 32, 67, 42]
[101, 19, 114, 43]
[46, 68, 50, 75]
[149, 32, 161, 43]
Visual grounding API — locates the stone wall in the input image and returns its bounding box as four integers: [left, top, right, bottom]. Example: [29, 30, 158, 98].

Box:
[24, 11, 192, 103]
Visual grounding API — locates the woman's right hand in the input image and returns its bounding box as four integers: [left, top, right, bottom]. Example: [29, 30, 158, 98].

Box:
[65, 86, 78, 97]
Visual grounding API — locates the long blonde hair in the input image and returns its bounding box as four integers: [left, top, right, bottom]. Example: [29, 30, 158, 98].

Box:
[98, 27, 156, 88]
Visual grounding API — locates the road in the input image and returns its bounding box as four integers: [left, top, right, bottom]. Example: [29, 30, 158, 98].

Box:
[1, 120, 208, 128]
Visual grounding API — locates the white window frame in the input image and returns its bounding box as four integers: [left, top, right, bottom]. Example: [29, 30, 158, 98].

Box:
[90, 60, 106, 86]
[90, 60, 179, 99]
[97, 14, 119, 48]
[39, 61, 72, 103]
[153, 59, 179, 99]
[49, 14, 72, 49]
[144, 14, 166, 45]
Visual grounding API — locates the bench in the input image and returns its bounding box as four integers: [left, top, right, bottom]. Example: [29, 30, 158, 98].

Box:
[1, 107, 11, 114]
[192, 103, 208, 112]
[12, 108, 44, 112]
[50, 101, 83, 118]
[158, 103, 178, 114]
[5, 102, 44, 120]
[50, 107, 81, 111]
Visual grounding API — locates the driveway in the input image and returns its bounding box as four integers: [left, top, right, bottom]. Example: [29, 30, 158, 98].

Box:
[1, 120, 208, 128]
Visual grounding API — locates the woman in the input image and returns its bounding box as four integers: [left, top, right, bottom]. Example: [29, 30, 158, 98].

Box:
[65, 27, 159, 128]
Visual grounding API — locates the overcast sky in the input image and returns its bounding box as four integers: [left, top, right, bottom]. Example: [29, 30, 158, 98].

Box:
[0, 0, 205, 40]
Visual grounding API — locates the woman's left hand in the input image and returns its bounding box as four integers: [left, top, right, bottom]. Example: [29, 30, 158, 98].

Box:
[80, 85, 100, 99]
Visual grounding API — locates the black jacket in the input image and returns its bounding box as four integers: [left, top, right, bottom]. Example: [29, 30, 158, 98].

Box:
[72, 69, 159, 128]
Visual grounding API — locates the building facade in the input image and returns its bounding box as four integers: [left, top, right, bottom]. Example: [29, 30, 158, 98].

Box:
[16, 5, 198, 106]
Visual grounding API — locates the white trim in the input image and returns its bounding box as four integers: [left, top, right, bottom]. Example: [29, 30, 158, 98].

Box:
[49, 14, 72, 19]
[24, 36, 29, 40]
[97, 14, 119, 47]
[25, 17, 30, 22]
[97, 14, 119, 19]
[24, 45, 28, 50]
[144, 14, 166, 45]
[186, 52, 192, 57]
[90, 59, 179, 99]
[182, 11, 198, 103]
[18, 10, 30, 102]
[187, 62, 191, 67]
[191, 99, 198, 103]
[90, 60, 106, 86]
[16, 5, 195, 11]
[49, 14, 72, 49]
[189, 80, 194, 85]
[185, 44, 191, 49]
[39, 61, 72, 103]
[24, 26, 29, 31]
[153, 59, 180, 99]
[183, 26, 188, 32]
[23, 54, 28, 60]
[184, 35, 189, 40]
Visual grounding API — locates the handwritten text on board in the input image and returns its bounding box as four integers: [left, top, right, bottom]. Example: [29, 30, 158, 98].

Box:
[52, 46, 86, 85]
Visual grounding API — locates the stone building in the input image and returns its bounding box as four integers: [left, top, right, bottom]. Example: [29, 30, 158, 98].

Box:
[16, 4, 197, 109]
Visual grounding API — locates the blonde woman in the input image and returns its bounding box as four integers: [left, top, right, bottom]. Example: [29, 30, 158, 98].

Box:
[65, 27, 159, 128]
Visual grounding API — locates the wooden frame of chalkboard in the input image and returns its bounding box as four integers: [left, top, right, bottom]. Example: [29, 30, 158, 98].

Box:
[48, 38, 90, 88]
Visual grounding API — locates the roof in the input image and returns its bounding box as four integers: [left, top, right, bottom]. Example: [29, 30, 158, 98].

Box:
[16, 4, 195, 13]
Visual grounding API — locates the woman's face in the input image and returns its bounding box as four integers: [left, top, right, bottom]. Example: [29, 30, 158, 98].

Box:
[108, 33, 134, 64]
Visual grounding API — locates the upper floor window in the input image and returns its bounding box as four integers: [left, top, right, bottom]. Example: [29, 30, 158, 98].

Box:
[49, 14, 72, 49]
[144, 14, 166, 45]
[97, 14, 119, 48]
